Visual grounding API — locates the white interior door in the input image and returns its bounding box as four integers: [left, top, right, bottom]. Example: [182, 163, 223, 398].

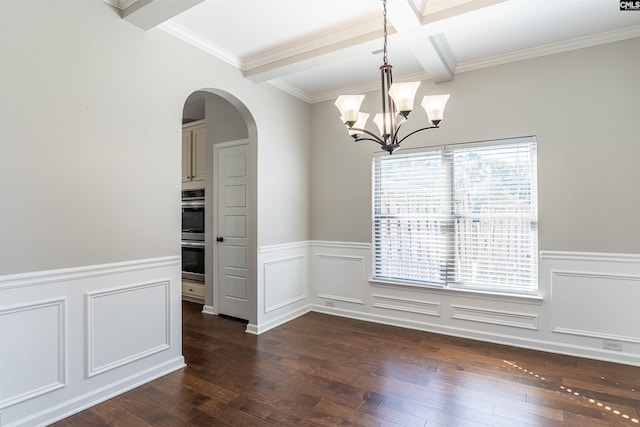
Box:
[215, 141, 249, 320]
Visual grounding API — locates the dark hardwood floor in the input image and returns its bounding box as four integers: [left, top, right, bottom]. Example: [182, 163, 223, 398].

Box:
[53, 301, 640, 426]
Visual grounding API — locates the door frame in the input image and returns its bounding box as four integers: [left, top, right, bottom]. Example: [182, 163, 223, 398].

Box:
[182, 88, 258, 332]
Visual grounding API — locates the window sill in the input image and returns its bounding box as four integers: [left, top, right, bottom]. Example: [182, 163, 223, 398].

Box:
[368, 278, 544, 305]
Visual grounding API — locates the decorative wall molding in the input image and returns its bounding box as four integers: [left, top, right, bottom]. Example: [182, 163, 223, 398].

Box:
[0, 256, 180, 290]
[258, 241, 310, 254]
[247, 306, 310, 336]
[86, 280, 171, 377]
[318, 293, 365, 305]
[263, 254, 307, 313]
[310, 241, 371, 250]
[310, 241, 640, 366]
[551, 327, 640, 345]
[0, 299, 67, 409]
[314, 251, 367, 308]
[0, 257, 183, 426]
[156, 0, 640, 105]
[456, 25, 640, 75]
[158, 21, 241, 68]
[256, 242, 310, 336]
[372, 294, 440, 317]
[263, 254, 306, 266]
[202, 305, 216, 315]
[451, 304, 539, 330]
[317, 253, 364, 262]
[540, 250, 640, 263]
[550, 270, 640, 344]
[370, 279, 543, 305]
[265, 294, 308, 313]
[15, 356, 185, 427]
[101, 0, 139, 10]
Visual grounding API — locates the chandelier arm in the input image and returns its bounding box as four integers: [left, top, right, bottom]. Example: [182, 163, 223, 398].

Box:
[391, 116, 409, 145]
[348, 127, 385, 145]
[354, 137, 386, 146]
[395, 125, 440, 146]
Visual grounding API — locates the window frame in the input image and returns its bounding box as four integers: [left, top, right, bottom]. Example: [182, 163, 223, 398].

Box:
[372, 136, 538, 296]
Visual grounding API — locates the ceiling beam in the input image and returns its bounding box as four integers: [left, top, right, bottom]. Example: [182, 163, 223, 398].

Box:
[236, 0, 504, 85]
[385, 0, 456, 83]
[122, 0, 205, 30]
[242, 16, 383, 83]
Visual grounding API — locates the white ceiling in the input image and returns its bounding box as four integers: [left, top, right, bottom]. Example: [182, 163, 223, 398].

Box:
[112, 0, 640, 103]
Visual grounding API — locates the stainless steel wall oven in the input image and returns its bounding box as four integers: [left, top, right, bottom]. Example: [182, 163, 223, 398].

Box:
[181, 188, 205, 241]
[181, 189, 205, 283]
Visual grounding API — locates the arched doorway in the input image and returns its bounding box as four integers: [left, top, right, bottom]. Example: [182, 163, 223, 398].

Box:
[182, 89, 258, 329]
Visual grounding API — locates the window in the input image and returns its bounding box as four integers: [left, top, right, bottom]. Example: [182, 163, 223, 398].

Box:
[372, 137, 538, 294]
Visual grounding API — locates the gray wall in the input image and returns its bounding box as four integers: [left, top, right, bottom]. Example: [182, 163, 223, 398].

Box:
[310, 37, 640, 254]
[0, 0, 311, 275]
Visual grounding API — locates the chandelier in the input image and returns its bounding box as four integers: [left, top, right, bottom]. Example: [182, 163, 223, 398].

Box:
[334, 0, 450, 154]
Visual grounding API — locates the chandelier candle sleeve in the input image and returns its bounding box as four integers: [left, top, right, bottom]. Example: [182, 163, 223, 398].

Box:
[334, 0, 450, 154]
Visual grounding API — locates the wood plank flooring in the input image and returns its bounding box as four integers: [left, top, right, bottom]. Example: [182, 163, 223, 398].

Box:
[53, 301, 640, 426]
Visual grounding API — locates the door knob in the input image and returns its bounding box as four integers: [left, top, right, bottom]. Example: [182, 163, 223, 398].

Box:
[216, 236, 224, 242]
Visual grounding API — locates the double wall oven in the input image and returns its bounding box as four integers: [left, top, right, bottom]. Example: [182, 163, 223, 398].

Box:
[181, 189, 205, 283]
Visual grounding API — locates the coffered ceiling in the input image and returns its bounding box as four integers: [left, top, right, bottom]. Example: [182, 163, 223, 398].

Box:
[107, 0, 640, 103]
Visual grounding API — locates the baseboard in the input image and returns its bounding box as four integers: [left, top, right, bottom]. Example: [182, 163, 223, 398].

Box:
[0, 256, 183, 427]
[202, 305, 216, 315]
[5, 357, 185, 427]
[309, 304, 640, 367]
[247, 305, 311, 335]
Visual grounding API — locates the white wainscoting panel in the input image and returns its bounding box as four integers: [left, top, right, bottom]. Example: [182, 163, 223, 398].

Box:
[86, 281, 170, 377]
[551, 271, 640, 343]
[315, 252, 366, 305]
[263, 255, 307, 313]
[0, 299, 66, 409]
[252, 242, 310, 334]
[372, 293, 441, 317]
[0, 256, 184, 427]
[310, 243, 640, 367]
[451, 304, 539, 330]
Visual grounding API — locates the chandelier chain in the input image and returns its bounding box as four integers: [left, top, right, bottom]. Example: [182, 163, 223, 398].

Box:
[383, 0, 388, 65]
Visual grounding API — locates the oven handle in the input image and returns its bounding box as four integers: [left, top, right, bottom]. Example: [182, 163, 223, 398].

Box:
[181, 240, 205, 248]
[181, 200, 205, 208]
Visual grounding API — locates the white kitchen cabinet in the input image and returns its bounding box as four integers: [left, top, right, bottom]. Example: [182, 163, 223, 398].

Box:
[182, 279, 205, 303]
[182, 120, 206, 183]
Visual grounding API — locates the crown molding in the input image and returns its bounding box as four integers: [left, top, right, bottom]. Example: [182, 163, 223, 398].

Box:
[157, 21, 242, 69]
[311, 25, 640, 104]
[267, 79, 314, 104]
[102, 0, 139, 10]
[243, 15, 382, 72]
[157, 13, 640, 105]
[456, 25, 640, 74]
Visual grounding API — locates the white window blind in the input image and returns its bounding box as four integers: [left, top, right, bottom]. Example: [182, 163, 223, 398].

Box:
[373, 137, 538, 294]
